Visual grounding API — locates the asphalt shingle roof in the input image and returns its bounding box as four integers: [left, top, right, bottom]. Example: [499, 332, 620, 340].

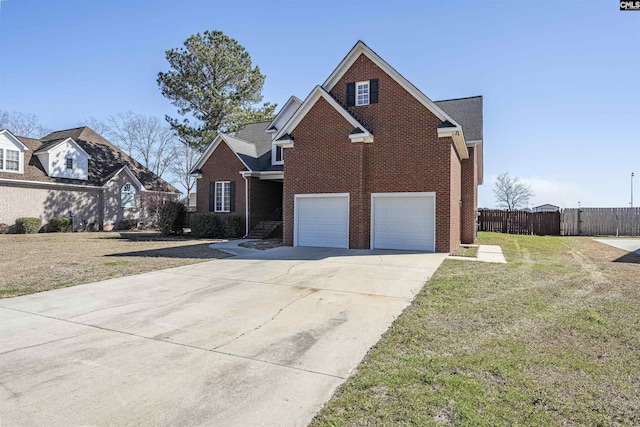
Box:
[228, 121, 283, 172]
[0, 126, 178, 193]
[435, 96, 483, 142]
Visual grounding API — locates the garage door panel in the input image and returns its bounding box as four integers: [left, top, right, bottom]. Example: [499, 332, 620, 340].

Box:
[372, 194, 435, 252]
[296, 195, 349, 248]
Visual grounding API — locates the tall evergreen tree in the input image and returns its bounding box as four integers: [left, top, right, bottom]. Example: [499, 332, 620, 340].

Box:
[157, 30, 275, 150]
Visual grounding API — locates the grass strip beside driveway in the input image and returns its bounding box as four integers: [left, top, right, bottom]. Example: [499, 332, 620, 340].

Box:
[312, 233, 640, 426]
[0, 232, 229, 298]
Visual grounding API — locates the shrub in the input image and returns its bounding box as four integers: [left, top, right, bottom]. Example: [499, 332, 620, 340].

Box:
[224, 215, 243, 238]
[48, 217, 72, 232]
[190, 213, 223, 238]
[190, 214, 243, 238]
[157, 201, 187, 236]
[15, 217, 42, 234]
[0, 223, 9, 234]
[119, 219, 138, 230]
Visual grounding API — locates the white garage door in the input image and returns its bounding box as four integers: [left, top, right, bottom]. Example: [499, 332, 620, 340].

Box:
[295, 194, 349, 248]
[371, 193, 435, 251]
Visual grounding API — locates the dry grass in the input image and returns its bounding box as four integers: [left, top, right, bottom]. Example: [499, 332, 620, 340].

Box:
[312, 233, 640, 426]
[0, 231, 231, 298]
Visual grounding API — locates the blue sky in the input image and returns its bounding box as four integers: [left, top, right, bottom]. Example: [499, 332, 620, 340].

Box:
[1, 0, 639, 206]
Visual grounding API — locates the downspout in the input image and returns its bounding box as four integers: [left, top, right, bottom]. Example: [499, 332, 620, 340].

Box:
[242, 173, 249, 238]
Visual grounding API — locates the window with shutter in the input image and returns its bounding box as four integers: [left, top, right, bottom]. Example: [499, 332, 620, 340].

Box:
[214, 181, 232, 212]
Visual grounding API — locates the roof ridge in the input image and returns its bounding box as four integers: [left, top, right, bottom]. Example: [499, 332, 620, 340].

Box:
[435, 95, 483, 102]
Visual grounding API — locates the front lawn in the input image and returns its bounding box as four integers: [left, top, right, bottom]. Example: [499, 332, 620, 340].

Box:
[0, 232, 230, 298]
[312, 233, 640, 426]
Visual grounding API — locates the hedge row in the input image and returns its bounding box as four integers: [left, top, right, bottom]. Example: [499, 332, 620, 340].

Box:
[190, 214, 243, 238]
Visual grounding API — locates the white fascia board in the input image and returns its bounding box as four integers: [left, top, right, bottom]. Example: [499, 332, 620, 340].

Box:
[46, 137, 92, 159]
[104, 165, 145, 190]
[190, 134, 223, 173]
[266, 95, 303, 133]
[258, 171, 284, 180]
[0, 129, 29, 151]
[349, 130, 374, 143]
[274, 138, 294, 149]
[190, 134, 253, 173]
[274, 86, 371, 142]
[322, 41, 461, 128]
[0, 177, 103, 190]
[437, 127, 469, 160]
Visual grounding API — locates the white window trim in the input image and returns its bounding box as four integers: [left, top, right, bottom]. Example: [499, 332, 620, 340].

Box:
[271, 143, 284, 166]
[356, 80, 370, 106]
[0, 148, 22, 174]
[121, 182, 137, 208]
[214, 181, 231, 213]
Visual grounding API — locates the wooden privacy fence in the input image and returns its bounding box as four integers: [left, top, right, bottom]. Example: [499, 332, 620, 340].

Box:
[478, 210, 561, 236]
[561, 207, 640, 236]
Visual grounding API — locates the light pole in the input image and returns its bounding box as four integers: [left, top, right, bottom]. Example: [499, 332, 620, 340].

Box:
[632, 172, 635, 208]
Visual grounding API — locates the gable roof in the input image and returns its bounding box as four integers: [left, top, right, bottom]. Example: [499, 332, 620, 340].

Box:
[33, 137, 92, 159]
[322, 41, 462, 129]
[191, 121, 280, 174]
[0, 126, 177, 192]
[266, 96, 303, 133]
[435, 96, 483, 142]
[274, 85, 373, 143]
[0, 128, 29, 151]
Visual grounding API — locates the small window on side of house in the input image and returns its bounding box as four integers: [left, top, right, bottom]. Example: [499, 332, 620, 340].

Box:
[356, 81, 370, 106]
[66, 158, 73, 170]
[0, 149, 4, 170]
[121, 183, 136, 208]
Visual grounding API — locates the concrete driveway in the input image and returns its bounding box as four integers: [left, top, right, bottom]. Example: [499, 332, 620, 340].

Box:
[0, 246, 446, 426]
[595, 238, 640, 254]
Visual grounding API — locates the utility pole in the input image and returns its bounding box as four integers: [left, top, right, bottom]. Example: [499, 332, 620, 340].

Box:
[632, 172, 635, 208]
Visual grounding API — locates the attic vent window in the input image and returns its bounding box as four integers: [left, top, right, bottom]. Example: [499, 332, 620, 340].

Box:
[346, 79, 378, 107]
[66, 158, 73, 170]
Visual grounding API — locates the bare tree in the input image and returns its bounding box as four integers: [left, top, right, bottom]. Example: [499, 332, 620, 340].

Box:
[168, 138, 199, 199]
[494, 172, 534, 210]
[80, 116, 111, 136]
[0, 110, 51, 138]
[105, 111, 178, 178]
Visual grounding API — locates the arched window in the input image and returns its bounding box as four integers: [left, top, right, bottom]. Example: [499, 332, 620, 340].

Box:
[121, 183, 136, 208]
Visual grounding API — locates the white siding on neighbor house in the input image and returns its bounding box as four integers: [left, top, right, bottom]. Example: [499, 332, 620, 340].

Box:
[38, 140, 90, 180]
[0, 132, 26, 174]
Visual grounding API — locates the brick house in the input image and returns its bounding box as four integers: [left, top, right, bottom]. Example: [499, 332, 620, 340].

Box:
[0, 126, 178, 231]
[192, 41, 483, 252]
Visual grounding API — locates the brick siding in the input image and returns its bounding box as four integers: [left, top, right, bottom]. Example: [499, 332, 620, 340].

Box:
[283, 54, 473, 252]
[196, 141, 247, 230]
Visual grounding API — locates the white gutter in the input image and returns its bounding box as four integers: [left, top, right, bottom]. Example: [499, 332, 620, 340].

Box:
[0, 177, 104, 190]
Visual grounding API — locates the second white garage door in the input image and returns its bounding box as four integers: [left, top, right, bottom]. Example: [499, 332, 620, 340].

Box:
[371, 193, 435, 252]
[295, 194, 349, 248]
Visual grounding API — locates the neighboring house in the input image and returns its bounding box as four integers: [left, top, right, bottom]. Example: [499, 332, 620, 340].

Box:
[0, 126, 178, 231]
[532, 204, 560, 213]
[191, 41, 483, 252]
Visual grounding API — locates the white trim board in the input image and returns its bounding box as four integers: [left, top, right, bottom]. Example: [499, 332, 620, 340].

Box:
[323, 41, 460, 127]
[274, 86, 372, 143]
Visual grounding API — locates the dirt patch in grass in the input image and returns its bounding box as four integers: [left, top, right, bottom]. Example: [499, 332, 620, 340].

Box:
[450, 245, 478, 257]
[0, 232, 231, 298]
[312, 233, 640, 426]
[238, 238, 283, 250]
